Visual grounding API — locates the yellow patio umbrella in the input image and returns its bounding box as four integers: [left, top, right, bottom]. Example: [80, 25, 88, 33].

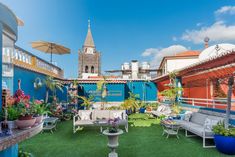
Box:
[31, 41, 70, 63]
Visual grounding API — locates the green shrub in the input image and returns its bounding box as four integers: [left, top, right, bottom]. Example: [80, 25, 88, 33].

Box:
[213, 122, 235, 136]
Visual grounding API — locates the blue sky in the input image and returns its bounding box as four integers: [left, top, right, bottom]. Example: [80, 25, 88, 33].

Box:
[1, 0, 235, 78]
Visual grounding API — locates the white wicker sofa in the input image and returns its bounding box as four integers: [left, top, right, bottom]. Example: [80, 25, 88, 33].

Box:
[73, 110, 128, 133]
[175, 112, 224, 148]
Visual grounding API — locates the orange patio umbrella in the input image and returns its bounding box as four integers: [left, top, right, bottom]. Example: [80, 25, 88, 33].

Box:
[31, 41, 70, 63]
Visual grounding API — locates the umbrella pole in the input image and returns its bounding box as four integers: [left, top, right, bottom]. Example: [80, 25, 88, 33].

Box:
[50, 43, 52, 63]
[50, 51, 52, 63]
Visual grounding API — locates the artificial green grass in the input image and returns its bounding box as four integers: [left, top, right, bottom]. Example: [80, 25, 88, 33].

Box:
[20, 114, 233, 157]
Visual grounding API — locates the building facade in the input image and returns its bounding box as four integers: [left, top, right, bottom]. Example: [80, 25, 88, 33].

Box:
[78, 20, 101, 79]
[106, 60, 157, 80]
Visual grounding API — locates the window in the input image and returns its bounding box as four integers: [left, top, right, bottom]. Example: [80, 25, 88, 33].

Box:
[85, 66, 89, 73]
[91, 66, 94, 73]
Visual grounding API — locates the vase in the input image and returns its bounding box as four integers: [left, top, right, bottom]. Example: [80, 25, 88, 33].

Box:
[103, 129, 123, 157]
[7, 120, 17, 129]
[214, 134, 235, 155]
[18, 115, 33, 120]
[15, 117, 36, 129]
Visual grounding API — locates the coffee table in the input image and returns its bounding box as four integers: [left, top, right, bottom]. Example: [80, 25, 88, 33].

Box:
[161, 119, 180, 139]
[93, 119, 109, 133]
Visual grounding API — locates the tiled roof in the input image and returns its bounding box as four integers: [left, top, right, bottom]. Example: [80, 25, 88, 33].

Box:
[175, 50, 200, 57]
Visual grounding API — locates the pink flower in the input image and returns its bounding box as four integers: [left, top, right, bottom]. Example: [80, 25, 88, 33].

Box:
[34, 100, 42, 105]
[24, 95, 30, 100]
[25, 103, 30, 108]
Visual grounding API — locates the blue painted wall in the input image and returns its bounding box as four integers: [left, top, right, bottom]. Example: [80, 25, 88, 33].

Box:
[13, 66, 67, 102]
[79, 81, 157, 102]
[126, 81, 157, 101]
[14, 66, 47, 100]
[80, 83, 126, 102]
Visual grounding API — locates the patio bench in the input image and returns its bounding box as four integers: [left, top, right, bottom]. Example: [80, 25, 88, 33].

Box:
[73, 110, 128, 133]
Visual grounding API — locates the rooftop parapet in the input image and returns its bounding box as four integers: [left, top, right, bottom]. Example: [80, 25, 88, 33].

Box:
[12, 46, 64, 79]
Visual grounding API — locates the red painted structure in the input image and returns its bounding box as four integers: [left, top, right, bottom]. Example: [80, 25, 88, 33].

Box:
[153, 51, 235, 110]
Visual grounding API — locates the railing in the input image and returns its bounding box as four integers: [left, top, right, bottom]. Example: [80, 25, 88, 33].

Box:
[179, 97, 235, 110]
[12, 46, 64, 78]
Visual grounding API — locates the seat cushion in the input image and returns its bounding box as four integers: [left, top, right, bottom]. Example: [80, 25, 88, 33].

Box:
[75, 120, 94, 126]
[189, 124, 214, 137]
[79, 110, 93, 120]
[190, 112, 207, 126]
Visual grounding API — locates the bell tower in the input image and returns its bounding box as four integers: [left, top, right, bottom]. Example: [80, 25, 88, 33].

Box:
[78, 20, 101, 78]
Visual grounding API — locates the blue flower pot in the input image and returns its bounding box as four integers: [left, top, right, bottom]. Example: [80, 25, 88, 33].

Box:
[139, 108, 146, 113]
[214, 134, 235, 155]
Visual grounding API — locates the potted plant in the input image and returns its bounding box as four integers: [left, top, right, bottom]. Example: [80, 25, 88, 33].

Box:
[212, 76, 235, 155]
[102, 118, 123, 157]
[14, 89, 36, 129]
[139, 102, 146, 113]
[32, 100, 50, 124]
[121, 92, 140, 114]
[213, 122, 235, 155]
[2, 106, 19, 129]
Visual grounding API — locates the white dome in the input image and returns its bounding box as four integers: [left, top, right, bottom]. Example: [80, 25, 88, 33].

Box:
[199, 43, 235, 61]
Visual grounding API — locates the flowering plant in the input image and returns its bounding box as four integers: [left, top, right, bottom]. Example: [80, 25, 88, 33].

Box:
[31, 100, 50, 116]
[14, 89, 32, 118]
[107, 118, 120, 133]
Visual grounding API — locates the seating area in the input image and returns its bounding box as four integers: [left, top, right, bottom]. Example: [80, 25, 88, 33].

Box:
[175, 112, 224, 148]
[2, 1, 235, 157]
[19, 114, 226, 157]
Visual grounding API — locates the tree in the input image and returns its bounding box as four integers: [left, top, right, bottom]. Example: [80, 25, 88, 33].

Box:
[160, 72, 183, 105]
[97, 76, 107, 109]
[121, 92, 140, 112]
[44, 76, 64, 103]
[76, 95, 94, 110]
[160, 72, 183, 114]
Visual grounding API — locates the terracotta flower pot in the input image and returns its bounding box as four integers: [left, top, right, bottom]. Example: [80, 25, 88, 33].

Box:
[15, 118, 36, 129]
[18, 115, 33, 120]
[34, 115, 43, 124]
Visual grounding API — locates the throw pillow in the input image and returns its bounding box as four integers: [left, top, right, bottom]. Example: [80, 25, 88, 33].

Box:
[184, 113, 192, 121]
[113, 112, 123, 119]
[157, 105, 165, 112]
[204, 118, 219, 131]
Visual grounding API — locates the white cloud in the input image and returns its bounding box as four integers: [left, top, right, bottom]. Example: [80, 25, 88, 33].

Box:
[142, 45, 188, 68]
[181, 21, 235, 44]
[181, 6, 235, 44]
[141, 48, 159, 57]
[215, 6, 235, 15]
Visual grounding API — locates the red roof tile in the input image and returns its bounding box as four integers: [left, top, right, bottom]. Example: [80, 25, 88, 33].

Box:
[175, 50, 200, 57]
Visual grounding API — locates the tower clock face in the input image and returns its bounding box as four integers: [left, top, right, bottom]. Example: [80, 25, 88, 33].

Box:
[86, 48, 94, 54]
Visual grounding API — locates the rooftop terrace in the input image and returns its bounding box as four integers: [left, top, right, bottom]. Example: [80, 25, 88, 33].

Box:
[19, 114, 229, 157]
